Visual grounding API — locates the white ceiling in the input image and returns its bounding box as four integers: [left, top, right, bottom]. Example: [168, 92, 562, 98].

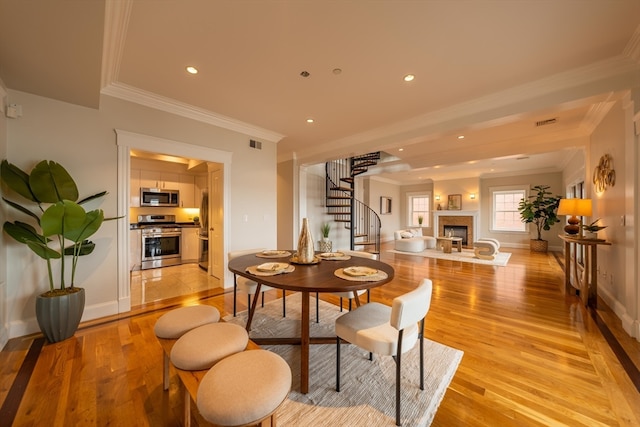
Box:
[1, 1, 639, 183]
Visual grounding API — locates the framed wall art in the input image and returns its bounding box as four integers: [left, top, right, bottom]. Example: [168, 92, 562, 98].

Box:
[448, 194, 462, 210]
[380, 196, 392, 214]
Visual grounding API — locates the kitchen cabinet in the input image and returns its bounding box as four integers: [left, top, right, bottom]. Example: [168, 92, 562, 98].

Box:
[140, 170, 180, 190]
[181, 227, 199, 263]
[179, 174, 196, 208]
[130, 229, 142, 271]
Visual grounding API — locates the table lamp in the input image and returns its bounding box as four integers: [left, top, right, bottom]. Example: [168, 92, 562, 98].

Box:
[557, 198, 592, 237]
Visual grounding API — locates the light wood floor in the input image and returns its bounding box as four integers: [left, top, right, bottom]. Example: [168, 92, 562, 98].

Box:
[1, 244, 639, 426]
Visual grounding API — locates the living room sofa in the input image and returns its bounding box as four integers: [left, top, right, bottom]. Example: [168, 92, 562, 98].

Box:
[394, 228, 437, 252]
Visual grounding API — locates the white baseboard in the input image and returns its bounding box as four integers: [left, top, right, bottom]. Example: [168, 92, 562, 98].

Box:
[8, 300, 120, 340]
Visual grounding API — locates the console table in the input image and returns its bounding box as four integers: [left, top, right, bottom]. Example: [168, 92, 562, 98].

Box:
[559, 235, 611, 309]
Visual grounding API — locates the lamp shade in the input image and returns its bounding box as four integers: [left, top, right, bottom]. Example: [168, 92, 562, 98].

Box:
[557, 198, 592, 216]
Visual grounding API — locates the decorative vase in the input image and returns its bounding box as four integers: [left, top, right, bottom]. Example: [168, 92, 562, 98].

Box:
[36, 287, 85, 343]
[297, 218, 315, 263]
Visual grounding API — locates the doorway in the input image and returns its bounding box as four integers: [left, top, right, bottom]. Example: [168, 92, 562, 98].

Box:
[116, 130, 232, 313]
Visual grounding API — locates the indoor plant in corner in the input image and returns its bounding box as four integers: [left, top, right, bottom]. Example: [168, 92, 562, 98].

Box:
[1, 160, 109, 343]
[517, 184, 562, 253]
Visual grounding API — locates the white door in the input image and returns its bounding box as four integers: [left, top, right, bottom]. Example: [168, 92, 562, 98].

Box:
[209, 167, 224, 279]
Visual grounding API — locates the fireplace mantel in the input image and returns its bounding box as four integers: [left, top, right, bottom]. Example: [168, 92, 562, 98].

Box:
[433, 210, 478, 244]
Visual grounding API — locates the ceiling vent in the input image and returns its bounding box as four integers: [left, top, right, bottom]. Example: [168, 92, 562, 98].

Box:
[535, 117, 558, 127]
[249, 139, 262, 149]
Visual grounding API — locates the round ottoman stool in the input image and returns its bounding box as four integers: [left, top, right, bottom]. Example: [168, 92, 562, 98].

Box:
[154, 305, 221, 390]
[170, 323, 249, 371]
[197, 349, 292, 427]
[154, 305, 221, 339]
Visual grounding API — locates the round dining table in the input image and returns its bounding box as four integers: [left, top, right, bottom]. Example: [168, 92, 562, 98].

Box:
[227, 250, 394, 394]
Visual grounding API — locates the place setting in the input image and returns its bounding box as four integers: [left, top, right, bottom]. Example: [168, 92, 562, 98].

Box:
[317, 251, 351, 261]
[246, 262, 295, 276]
[334, 266, 388, 281]
[256, 249, 292, 259]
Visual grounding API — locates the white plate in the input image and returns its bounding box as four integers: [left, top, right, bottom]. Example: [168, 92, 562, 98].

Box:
[257, 262, 289, 272]
[343, 266, 378, 277]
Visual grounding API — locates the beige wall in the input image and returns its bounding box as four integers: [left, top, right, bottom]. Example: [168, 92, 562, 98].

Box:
[3, 90, 277, 339]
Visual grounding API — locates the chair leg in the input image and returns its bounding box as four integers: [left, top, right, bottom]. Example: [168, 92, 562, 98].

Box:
[419, 319, 425, 390]
[316, 292, 319, 323]
[339, 297, 343, 312]
[261, 291, 265, 307]
[233, 275, 238, 316]
[348, 298, 352, 311]
[367, 289, 371, 303]
[336, 336, 341, 392]
[282, 290, 286, 317]
[395, 330, 404, 426]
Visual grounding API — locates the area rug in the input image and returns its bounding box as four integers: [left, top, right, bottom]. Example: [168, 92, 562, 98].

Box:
[224, 293, 463, 426]
[388, 247, 511, 266]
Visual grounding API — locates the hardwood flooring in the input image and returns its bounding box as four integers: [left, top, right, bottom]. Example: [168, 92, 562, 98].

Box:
[1, 244, 639, 426]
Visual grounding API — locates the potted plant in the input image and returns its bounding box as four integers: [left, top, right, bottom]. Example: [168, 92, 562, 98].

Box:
[582, 219, 606, 238]
[1, 160, 111, 342]
[418, 215, 424, 226]
[319, 223, 332, 252]
[518, 185, 562, 252]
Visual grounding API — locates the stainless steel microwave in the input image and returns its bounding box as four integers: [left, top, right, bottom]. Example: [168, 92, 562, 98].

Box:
[140, 188, 179, 207]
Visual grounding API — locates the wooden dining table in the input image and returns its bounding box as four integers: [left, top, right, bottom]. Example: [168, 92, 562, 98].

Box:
[227, 250, 394, 394]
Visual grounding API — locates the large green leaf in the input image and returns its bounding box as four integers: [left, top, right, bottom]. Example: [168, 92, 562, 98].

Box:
[29, 160, 79, 203]
[40, 201, 86, 238]
[2, 197, 41, 224]
[64, 240, 96, 256]
[3, 221, 47, 245]
[1, 160, 35, 202]
[78, 191, 108, 205]
[26, 240, 62, 260]
[64, 209, 104, 243]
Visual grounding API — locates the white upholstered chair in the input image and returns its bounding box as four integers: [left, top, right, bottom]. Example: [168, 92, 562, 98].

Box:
[228, 249, 286, 317]
[335, 278, 433, 426]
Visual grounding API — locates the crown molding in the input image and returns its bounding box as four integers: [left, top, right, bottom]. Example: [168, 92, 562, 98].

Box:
[623, 23, 640, 63]
[102, 82, 285, 143]
[101, 0, 132, 89]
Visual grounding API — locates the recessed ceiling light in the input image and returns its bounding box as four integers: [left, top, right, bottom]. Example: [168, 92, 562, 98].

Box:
[458, 135, 465, 139]
[398, 148, 404, 152]
[186, 66, 198, 74]
[403, 74, 415, 82]
[300, 71, 310, 78]
[306, 118, 314, 123]
[333, 68, 342, 75]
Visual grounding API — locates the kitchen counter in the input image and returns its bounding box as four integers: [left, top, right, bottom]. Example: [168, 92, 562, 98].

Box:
[129, 222, 199, 230]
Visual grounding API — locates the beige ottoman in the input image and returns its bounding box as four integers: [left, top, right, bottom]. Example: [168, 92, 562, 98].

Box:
[154, 305, 221, 339]
[197, 349, 292, 426]
[154, 305, 221, 389]
[170, 323, 249, 371]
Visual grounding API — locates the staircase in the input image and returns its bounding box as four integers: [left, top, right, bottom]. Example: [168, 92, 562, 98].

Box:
[325, 152, 381, 255]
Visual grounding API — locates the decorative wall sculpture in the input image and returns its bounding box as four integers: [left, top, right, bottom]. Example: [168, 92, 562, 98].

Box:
[593, 154, 615, 193]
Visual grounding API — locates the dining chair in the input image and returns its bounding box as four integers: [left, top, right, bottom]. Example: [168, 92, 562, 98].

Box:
[335, 278, 433, 426]
[228, 249, 286, 317]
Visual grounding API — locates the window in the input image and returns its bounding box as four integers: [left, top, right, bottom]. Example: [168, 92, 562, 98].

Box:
[490, 187, 527, 232]
[407, 193, 430, 227]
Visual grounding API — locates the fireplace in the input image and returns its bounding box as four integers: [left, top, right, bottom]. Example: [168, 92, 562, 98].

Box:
[434, 211, 477, 248]
[443, 225, 468, 245]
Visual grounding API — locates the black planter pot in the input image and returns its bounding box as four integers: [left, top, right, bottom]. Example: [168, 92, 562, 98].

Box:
[35, 288, 85, 343]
